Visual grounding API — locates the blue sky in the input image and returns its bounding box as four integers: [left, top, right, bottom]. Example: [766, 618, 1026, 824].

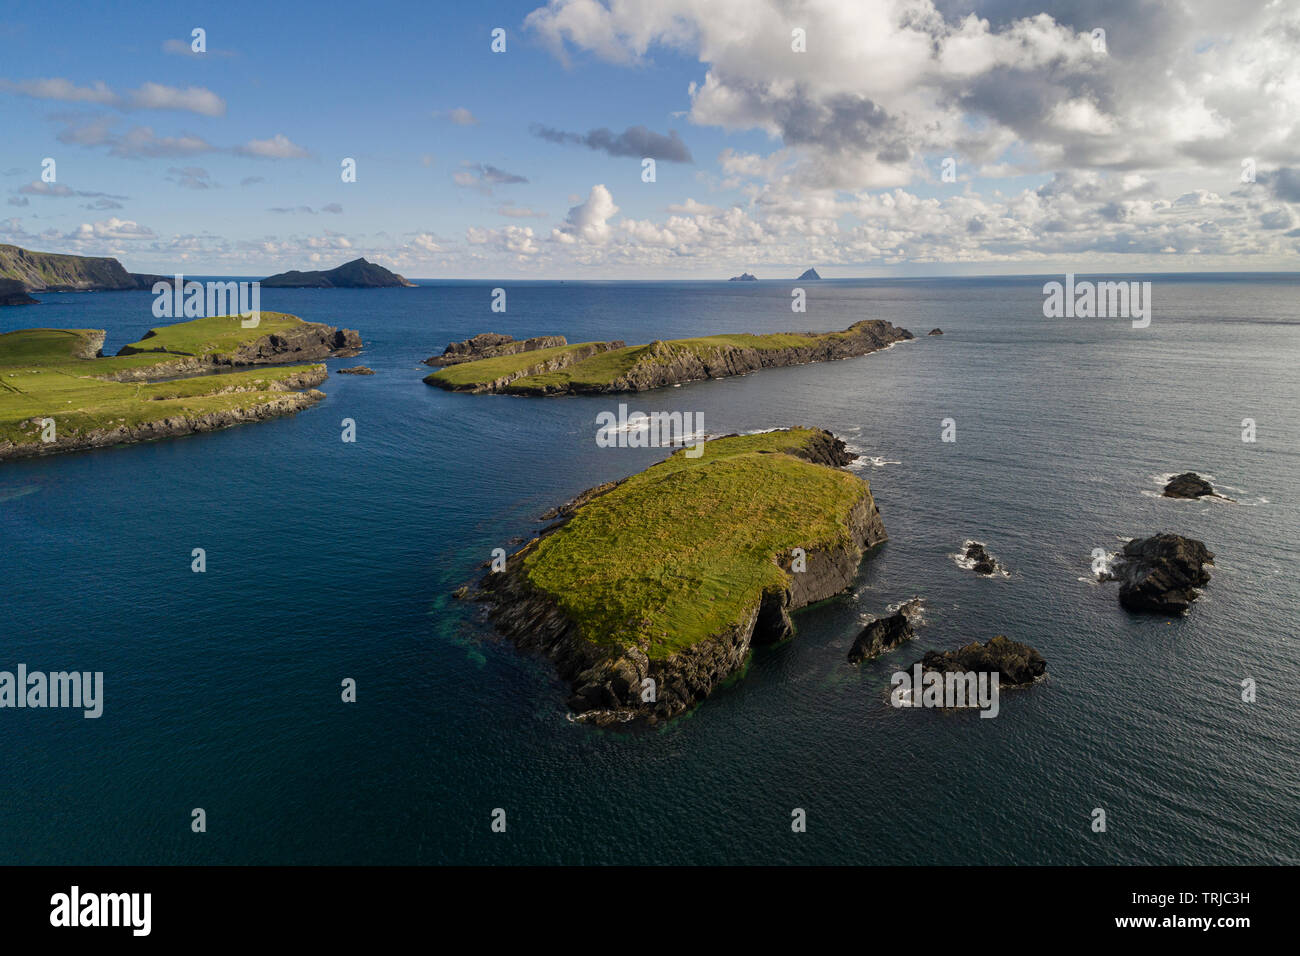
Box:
[2, 0, 1298, 278]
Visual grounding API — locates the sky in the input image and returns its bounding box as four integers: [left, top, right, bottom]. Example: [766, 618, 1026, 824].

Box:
[2, 0, 1299, 279]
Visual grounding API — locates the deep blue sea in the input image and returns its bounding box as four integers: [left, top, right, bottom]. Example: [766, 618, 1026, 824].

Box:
[1, 275, 1297, 865]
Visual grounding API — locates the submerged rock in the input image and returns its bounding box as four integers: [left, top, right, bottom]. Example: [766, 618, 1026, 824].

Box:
[912, 635, 1046, 686]
[1162, 472, 1215, 499]
[1109, 533, 1213, 613]
[848, 598, 922, 663]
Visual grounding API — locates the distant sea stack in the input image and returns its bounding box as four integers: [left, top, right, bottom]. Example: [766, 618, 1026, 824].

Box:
[928, 328, 943, 335]
[426, 332, 568, 367]
[728, 272, 758, 281]
[797, 268, 821, 280]
[0, 243, 162, 298]
[261, 257, 416, 288]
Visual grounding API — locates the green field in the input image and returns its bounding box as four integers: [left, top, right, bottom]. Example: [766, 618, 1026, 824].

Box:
[426, 325, 882, 392]
[117, 312, 303, 357]
[519, 428, 870, 656]
[0, 317, 323, 455]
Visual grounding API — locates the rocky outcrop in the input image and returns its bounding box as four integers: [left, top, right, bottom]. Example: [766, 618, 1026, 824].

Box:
[797, 268, 821, 280]
[261, 257, 415, 288]
[961, 540, 1002, 576]
[1162, 472, 1215, 499]
[107, 322, 361, 382]
[476, 430, 886, 726]
[912, 635, 1046, 686]
[0, 278, 38, 306]
[728, 272, 757, 281]
[336, 366, 374, 375]
[1106, 533, 1213, 613]
[849, 598, 922, 663]
[927, 328, 943, 335]
[426, 332, 568, 366]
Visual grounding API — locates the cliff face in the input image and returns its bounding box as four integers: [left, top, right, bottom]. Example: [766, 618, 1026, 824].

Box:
[426, 333, 569, 366]
[0, 244, 157, 293]
[477, 430, 887, 726]
[109, 322, 361, 381]
[0, 278, 39, 306]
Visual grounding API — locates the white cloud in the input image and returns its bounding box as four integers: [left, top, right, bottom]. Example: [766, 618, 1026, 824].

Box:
[553, 184, 619, 244]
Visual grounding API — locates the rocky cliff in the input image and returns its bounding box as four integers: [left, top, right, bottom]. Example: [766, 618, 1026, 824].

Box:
[426, 332, 569, 366]
[0, 243, 160, 294]
[109, 322, 361, 381]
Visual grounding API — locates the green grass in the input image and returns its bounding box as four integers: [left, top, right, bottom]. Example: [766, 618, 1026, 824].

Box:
[118, 312, 302, 356]
[519, 428, 870, 657]
[0, 317, 322, 453]
[429, 324, 881, 392]
[423, 341, 611, 388]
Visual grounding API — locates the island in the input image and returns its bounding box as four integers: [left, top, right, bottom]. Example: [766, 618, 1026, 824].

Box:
[0, 243, 164, 300]
[261, 257, 415, 288]
[728, 272, 758, 281]
[476, 428, 886, 725]
[1162, 472, 1216, 499]
[424, 319, 913, 395]
[0, 312, 360, 462]
[797, 268, 821, 280]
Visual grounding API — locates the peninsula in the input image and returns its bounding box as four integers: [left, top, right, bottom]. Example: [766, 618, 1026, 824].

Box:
[477, 428, 886, 725]
[424, 319, 912, 395]
[0, 312, 360, 462]
[0, 243, 164, 299]
[261, 257, 415, 288]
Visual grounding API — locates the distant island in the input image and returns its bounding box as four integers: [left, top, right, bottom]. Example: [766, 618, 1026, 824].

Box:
[728, 272, 757, 281]
[797, 268, 821, 280]
[476, 428, 886, 725]
[425, 320, 913, 394]
[0, 313, 360, 461]
[261, 257, 415, 288]
[0, 243, 164, 301]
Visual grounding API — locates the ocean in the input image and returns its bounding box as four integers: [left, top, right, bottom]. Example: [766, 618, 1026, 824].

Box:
[1, 275, 1297, 864]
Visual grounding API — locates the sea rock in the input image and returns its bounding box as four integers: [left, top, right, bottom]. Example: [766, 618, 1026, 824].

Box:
[962, 540, 1001, 576]
[1110, 533, 1213, 613]
[927, 328, 943, 335]
[0, 278, 38, 306]
[426, 333, 568, 366]
[1162, 472, 1215, 499]
[797, 268, 821, 280]
[728, 272, 758, 281]
[337, 366, 374, 375]
[912, 635, 1046, 686]
[848, 598, 922, 663]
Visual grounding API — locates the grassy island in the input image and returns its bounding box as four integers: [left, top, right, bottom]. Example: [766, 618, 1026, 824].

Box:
[482, 428, 888, 724]
[0, 313, 356, 461]
[425, 319, 913, 395]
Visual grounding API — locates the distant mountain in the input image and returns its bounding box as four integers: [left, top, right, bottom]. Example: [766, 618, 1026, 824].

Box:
[0, 243, 161, 299]
[797, 267, 821, 280]
[728, 272, 758, 281]
[261, 257, 416, 288]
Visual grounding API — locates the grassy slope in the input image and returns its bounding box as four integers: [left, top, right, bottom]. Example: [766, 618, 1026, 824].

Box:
[430, 327, 875, 392]
[0, 319, 320, 451]
[423, 341, 613, 387]
[119, 312, 302, 357]
[0, 243, 136, 289]
[521, 429, 870, 657]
